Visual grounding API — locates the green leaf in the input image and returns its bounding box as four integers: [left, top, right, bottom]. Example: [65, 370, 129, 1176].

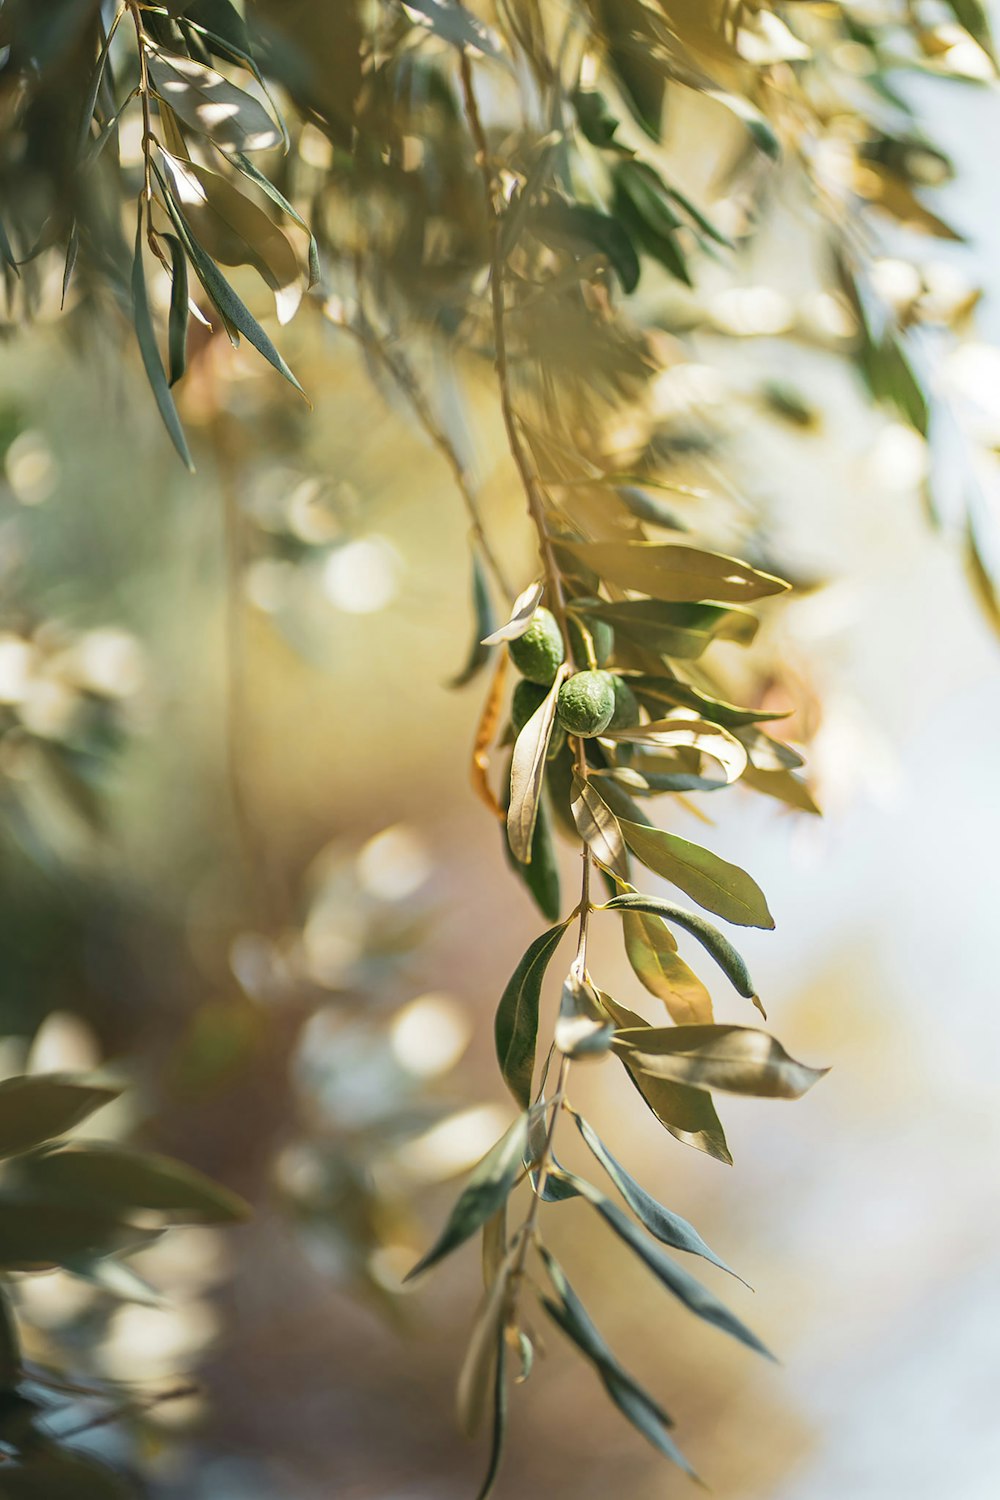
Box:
[558, 541, 788, 603]
[615, 485, 687, 532]
[592, 0, 666, 140]
[620, 898, 714, 1025]
[0, 1076, 120, 1160]
[585, 597, 758, 657]
[602, 993, 732, 1164]
[741, 765, 821, 816]
[529, 200, 640, 294]
[0, 1201, 151, 1271]
[67, 1254, 161, 1306]
[402, 0, 504, 60]
[603, 892, 759, 1000]
[147, 47, 282, 152]
[570, 770, 628, 880]
[631, 675, 789, 729]
[225, 150, 320, 286]
[538, 1245, 697, 1478]
[569, 1114, 742, 1282]
[556, 1167, 772, 1358]
[405, 1114, 529, 1280]
[473, 1312, 508, 1500]
[0, 1286, 20, 1388]
[943, 0, 996, 61]
[612, 161, 691, 286]
[506, 792, 561, 923]
[451, 549, 495, 688]
[155, 163, 305, 396]
[555, 969, 615, 1058]
[494, 922, 571, 1108]
[507, 668, 564, 863]
[6, 1143, 250, 1223]
[703, 88, 780, 160]
[614, 1024, 828, 1101]
[619, 821, 774, 929]
[157, 148, 299, 291]
[76, 9, 124, 156]
[131, 203, 194, 470]
[164, 233, 189, 387]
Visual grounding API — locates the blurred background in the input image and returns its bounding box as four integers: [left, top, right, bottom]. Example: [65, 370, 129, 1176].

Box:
[2, 8, 1000, 1500]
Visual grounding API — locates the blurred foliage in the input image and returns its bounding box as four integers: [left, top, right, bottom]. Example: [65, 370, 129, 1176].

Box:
[0, 1, 995, 1496]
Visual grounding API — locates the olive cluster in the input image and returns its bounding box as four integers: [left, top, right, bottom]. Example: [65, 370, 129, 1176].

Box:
[508, 607, 638, 737]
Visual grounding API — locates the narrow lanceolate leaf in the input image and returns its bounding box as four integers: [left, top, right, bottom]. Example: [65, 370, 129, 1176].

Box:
[538, 1246, 698, 1479]
[0, 1202, 151, 1270]
[588, 598, 758, 657]
[225, 150, 321, 286]
[155, 163, 305, 396]
[570, 1114, 743, 1283]
[0, 1075, 120, 1160]
[457, 1257, 513, 1437]
[474, 1314, 508, 1500]
[602, 718, 748, 784]
[620, 821, 774, 929]
[157, 149, 299, 291]
[604, 893, 759, 1001]
[481, 580, 543, 645]
[405, 1114, 529, 1280]
[620, 899, 714, 1025]
[555, 970, 614, 1058]
[566, 1173, 773, 1359]
[147, 48, 282, 152]
[494, 923, 570, 1108]
[506, 792, 561, 923]
[615, 1025, 829, 1101]
[131, 203, 194, 470]
[164, 233, 189, 386]
[632, 675, 789, 729]
[557, 541, 788, 603]
[507, 668, 565, 863]
[451, 549, 495, 688]
[570, 771, 628, 880]
[5, 1144, 250, 1223]
[602, 995, 731, 1164]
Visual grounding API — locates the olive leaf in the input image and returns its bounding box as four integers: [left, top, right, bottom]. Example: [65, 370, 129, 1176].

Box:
[147, 48, 283, 152]
[403, 0, 505, 60]
[587, 598, 758, 657]
[481, 580, 543, 645]
[0, 1076, 120, 1161]
[451, 549, 495, 688]
[507, 666, 566, 863]
[0, 1202, 154, 1271]
[570, 770, 628, 880]
[156, 148, 299, 290]
[569, 1113, 743, 1281]
[457, 1255, 513, 1437]
[602, 718, 748, 784]
[631, 675, 788, 729]
[494, 923, 571, 1110]
[4, 1143, 250, 1224]
[619, 820, 774, 929]
[405, 1113, 530, 1280]
[557, 542, 788, 603]
[603, 892, 759, 1001]
[164, 232, 190, 387]
[538, 1245, 698, 1478]
[619, 893, 714, 1025]
[555, 968, 615, 1058]
[505, 790, 561, 923]
[131, 204, 194, 471]
[614, 1024, 828, 1101]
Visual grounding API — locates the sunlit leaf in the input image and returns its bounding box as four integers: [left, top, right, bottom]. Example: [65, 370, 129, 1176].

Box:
[619, 896, 714, 1024]
[570, 770, 628, 879]
[457, 1257, 512, 1437]
[586, 598, 758, 656]
[481, 581, 543, 645]
[148, 48, 282, 152]
[601, 994, 732, 1164]
[131, 204, 194, 470]
[615, 1024, 828, 1100]
[494, 922, 571, 1108]
[603, 717, 748, 783]
[603, 893, 759, 1000]
[157, 148, 299, 290]
[558, 541, 787, 603]
[406, 1114, 529, 1280]
[402, 0, 504, 60]
[555, 969, 615, 1058]
[507, 668, 564, 863]
[619, 821, 774, 928]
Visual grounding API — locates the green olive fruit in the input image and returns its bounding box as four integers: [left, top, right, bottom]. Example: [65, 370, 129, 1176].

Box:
[508, 607, 565, 685]
[568, 614, 615, 668]
[607, 675, 639, 730]
[556, 670, 616, 738]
